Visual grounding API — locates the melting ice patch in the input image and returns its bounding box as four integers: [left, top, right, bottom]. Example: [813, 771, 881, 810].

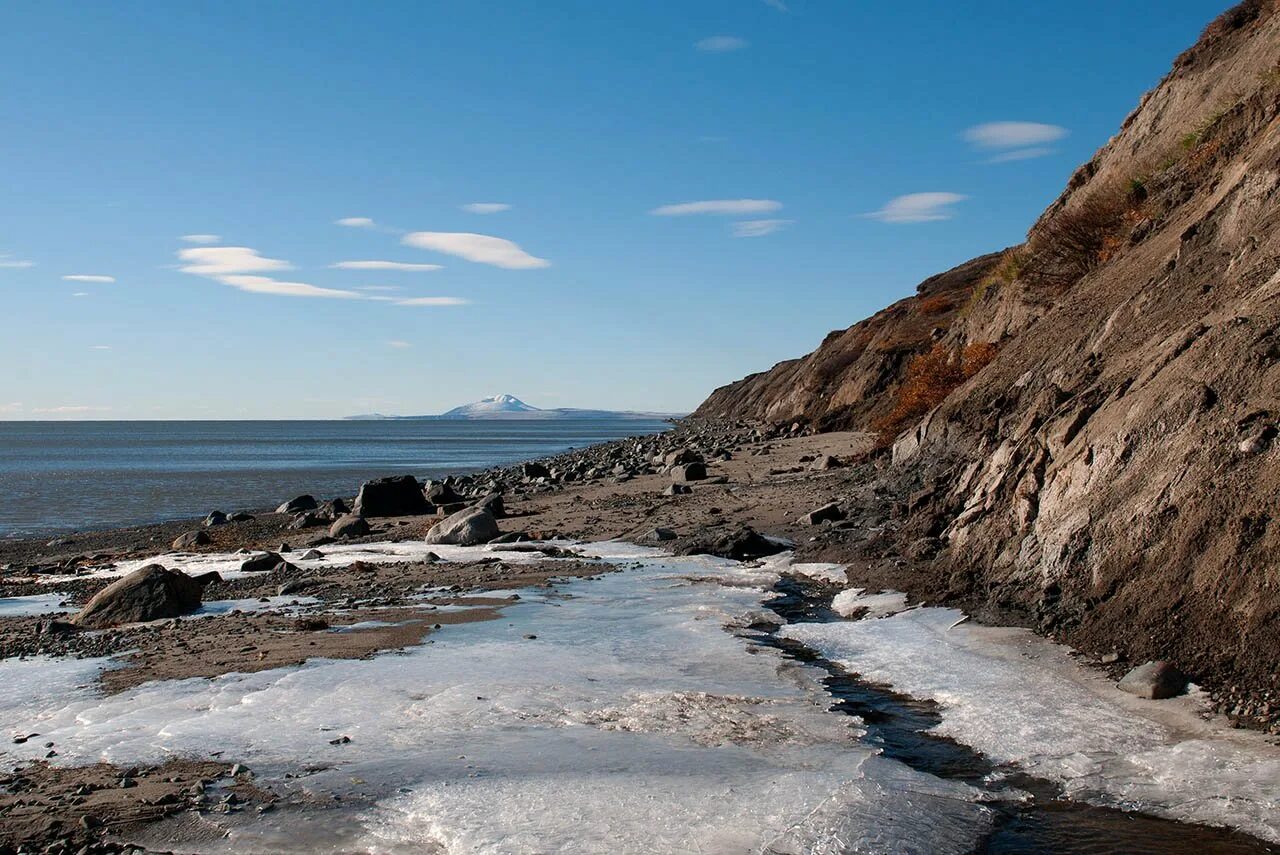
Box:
[0, 593, 72, 617]
[0, 546, 992, 854]
[782, 606, 1280, 843]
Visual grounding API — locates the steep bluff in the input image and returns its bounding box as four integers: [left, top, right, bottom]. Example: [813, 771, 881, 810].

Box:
[697, 1, 1280, 711]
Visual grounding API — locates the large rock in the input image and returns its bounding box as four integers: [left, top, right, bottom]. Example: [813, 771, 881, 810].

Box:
[800, 503, 845, 525]
[677, 526, 786, 561]
[240, 551, 285, 573]
[203, 511, 228, 527]
[475, 493, 506, 518]
[354, 475, 430, 517]
[276, 495, 318, 514]
[521, 462, 551, 480]
[425, 481, 464, 507]
[172, 530, 211, 549]
[72, 565, 206, 628]
[671, 462, 708, 483]
[664, 449, 703, 467]
[424, 507, 499, 546]
[329, 514, 371, 539]
[1118, 661, 1188, 700]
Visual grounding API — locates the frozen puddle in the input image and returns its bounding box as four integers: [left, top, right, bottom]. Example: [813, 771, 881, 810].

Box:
[0, 543, 1276, 852]
[0, 592, 72, 617]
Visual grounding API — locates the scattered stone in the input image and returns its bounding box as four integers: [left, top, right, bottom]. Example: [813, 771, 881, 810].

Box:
[295, 617, 329, 631]
[424, 507, 500, 546]
[354, 475, 431, 517]
[276, 495, 319, 514]
[475, 493, 506, 518]
[642, 527, 677, 542]
[811, 454, 842, 471]
[301, 549, 325, 560]
[329, 514, 371, 539]
[172, 530, 211, 550]
[425, 481, 464, 507]
[665, 483, 693, 496]
[1118, 660, 1188, 699]
[288, 511, 326, 530]
[71, 565, 206, 628]
[800, 503, 844, 525]
[228, 511, 256, 522]
[239, 552, 284, 574]
[203, 511, 228, 527]
[677, 526, 786, 561]
[671, 462, 708, 482]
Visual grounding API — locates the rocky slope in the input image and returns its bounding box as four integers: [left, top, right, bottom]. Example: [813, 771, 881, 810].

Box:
[695, 1, 1280, 715]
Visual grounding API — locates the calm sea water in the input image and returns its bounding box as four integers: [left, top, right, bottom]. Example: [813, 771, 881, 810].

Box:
[0, 419, 670, 538]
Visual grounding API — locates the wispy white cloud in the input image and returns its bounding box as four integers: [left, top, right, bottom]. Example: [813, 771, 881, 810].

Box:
[330, 260, 443, 271]
[71, 292, 89, 297]
[62, 274, 116, 283]
[963, 121, 1067, 149]
[696, 35, 748, 52]
[651, 198, 782, 216]
[90, 345, 111, 350]
[732, 219, 792, 237]
[335, 217, 376, 228]
[763, 0, 789, 10]
[866, 192, 966, 223]
[0, 402, 23, 413]
[32, 405, 110, 414]
[461, 202, 512, 214]
[217, 275, 365, 300]
[964, 121, 1066, 162]
[402, 232, 549, 269]
[387, 340, 412, 348]
[0, 255, 34, 269]
[178, 246, 291, 276]
[357, 285, 402, 292]
[180, 234, 221, 244]
[396, 296, 470, 306]
[984, 146, 1056, 163]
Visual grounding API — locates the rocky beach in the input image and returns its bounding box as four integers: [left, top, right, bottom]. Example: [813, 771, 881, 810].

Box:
[2, 417, 1279, 852]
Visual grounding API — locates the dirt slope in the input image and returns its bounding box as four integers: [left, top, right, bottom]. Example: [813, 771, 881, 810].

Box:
[695, 1, 1280, 712]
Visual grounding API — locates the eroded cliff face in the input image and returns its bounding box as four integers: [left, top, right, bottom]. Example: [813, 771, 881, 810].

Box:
[699, 1, 1280, 703]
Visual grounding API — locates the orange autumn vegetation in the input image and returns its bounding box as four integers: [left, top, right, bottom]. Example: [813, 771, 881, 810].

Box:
[874, 341, 999, 442]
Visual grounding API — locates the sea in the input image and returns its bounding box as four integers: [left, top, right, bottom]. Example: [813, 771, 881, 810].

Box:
[0, 418, 671, 538]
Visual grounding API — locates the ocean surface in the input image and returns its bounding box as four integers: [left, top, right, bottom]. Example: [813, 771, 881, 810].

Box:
[0, 418, 670, 538]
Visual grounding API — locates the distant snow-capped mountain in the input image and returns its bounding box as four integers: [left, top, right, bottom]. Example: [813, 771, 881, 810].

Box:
[441, 394, 541, 417]
[346, 394, 679, 421]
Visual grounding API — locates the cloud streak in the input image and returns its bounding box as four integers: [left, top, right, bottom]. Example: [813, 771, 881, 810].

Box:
[866, 192, 966, 223]
[216, 275, 364, 300]
[651, 199, 782, 216]
[732, 219, 791, 237]
[330, 260, 443, 271]
[0, 255, 34, 269]
[696, 35, 748, 52]
[335, 217, 376, 228]
[180, 234, 221, 244]
[62, 274, 116, 283]
[402, 232, 549, 269]
[963, 121, 1067, 149]
[461, 203, 512, 214]
[396, 296, 470, 306]
[178, 246, 291, 276]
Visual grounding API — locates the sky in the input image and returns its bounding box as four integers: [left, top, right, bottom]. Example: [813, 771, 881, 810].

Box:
[0, 0, 1229, 419]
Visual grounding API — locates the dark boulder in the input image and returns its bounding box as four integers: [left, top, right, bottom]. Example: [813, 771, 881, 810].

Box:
[1118, 661, 1189, 699]
[665, 483, 693, 496]
[239, 552, 285, 573]
[276, 495, 318, 514]
[671, 462, 708, 483]
[800, 503, 844, 526]
[677, 527, 786, 561]
[475, 493, 506, 518]
[288, 511, 327, 530]
[71, 565, 207, 629]
[354, 475, 430, 517]
[663, 449, 703, 467]
[329, 514, 371, 539]
[522, 462, 551, 480]
[203, 511, 228, 527]
[425, 481, 464, 507]
[228, 511, 256, 522]
[172, 530, 211, 550]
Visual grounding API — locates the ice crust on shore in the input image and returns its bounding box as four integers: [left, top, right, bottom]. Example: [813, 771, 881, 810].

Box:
[0, 545, 992, 854]
[0, 592, 72, 617]
[2, 542, 1277, 849]
[782, 606, 1280, 843]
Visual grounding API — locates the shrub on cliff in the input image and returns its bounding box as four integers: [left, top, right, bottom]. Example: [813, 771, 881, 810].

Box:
[873, 341, 998, 442]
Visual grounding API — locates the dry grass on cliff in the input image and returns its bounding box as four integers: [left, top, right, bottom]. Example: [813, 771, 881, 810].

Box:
[873, 341, 998, 442]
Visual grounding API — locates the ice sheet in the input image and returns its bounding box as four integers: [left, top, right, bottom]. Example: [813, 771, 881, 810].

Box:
[0, 545, 992, 854]
[831, 588, 910, 619]
[0, 593, 72, 617]
[782, 606, 1280, 842]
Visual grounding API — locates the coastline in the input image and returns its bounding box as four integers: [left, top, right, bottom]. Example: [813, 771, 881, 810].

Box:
[2, 419, 1279, 852]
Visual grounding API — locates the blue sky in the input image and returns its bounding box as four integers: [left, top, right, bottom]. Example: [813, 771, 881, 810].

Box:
[1, 0, 1227, 419]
